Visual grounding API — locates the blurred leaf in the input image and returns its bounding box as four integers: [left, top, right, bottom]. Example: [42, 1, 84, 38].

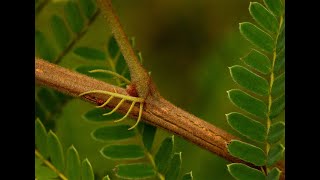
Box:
[267, 144, 284, 166]
[242, 49, 271, 75]
[267, 167, 281, 180]
[75, 65, 112, 80]
[50, 15, 71, 50]
[37, 88, 58, 112]
[249, 2, 278, 33]
[78, 0, 97, 19]
[274, 48, 285, 73]
[228, 140, 266, 166]
[229, 65, 269, 96]
[116, 54, 128, 75]
[35, 156, 58, 180]
[263, 0, 283, 17]
[240, 22, 274, 52]
[227, 89, 267, 119]
[267, 122, 285, 144]
[182, 171, 193, 180]
[165, 152, 182, 180]
[66, 146, 81, 180]
[270, 94, 285, 119]
[92, 125, 136, 141]
[227, 163, 265, 180]
[155, 136, 174, 173]
[100, 145, 145, 160]
[35, 100, 46, 124]
[81, 159, 94, 180]
[108, 36, 119, 59]
[82, 108, 123, 122]
[115, 163, 156, 179]
[226, 112, 266, 142]
[35, 30, 56, 61]
[64, 1, 84, 33]
[47, 131, 65, 172]
[271, 73, 285, 96]
[102, 175, 111, 180]
[166, 152, 182, 180]
[74, 47, 106, 60]
[142, 123, 157, 151]
[35, 118, 48, 158]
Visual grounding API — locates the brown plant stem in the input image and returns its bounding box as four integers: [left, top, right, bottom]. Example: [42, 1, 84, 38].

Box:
[35, 58, 284, 179]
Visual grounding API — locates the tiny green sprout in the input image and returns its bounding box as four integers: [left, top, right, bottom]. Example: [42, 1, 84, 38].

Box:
[79, 90, 144, 130]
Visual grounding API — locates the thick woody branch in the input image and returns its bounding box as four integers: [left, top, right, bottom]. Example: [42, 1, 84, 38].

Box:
[35, 58, 284, 178]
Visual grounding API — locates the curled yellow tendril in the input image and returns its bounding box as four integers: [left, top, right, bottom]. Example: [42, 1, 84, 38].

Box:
[79, 90, 144, 130]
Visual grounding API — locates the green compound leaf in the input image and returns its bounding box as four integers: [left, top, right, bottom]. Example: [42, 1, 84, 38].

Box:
[165, 152, 182, 180]
[47, 131, 65, 172]
[50, 15, 71, 50]
[100, 145, 145, 160]
[271, 73, 285, 97]
[142, 123, 157, 151]
[263, 0, 283, 17]
[155, 136, 174, 173]
[35, 118, 48, 158]
[81, 159, 94, 180]
[64, 1, 85, 33]
[241, 49, 271, 75]
[75, 65, 112, 80]
[182, 171, 193, 180]
[267, 144, 284, 166]
[114, 163, 156, 179]
[267, 167, 281, 180]
[229, 65, 269, 96]
[79, 0, 97, 19]
[66, 146, 81, 180]
[108, 35, 120, 59]
[102, 175, 111, 180]
[268, 122, 285, 144]
[227, 163, 265, 180]
[35, 30, 56, 61]
[226, 112, 266, 142]
[270, 94, 285, 119]
[35, 156, 58, 180]
[91, 125, 136, 141]
[227, 89, 267, 119]
[228, 140, 266, 166]
[274, 47, 285, 73]
[240, 22, 274, 52]
[249, 2, 278, 33]
[82, 108, 123, 122]
[74, 47, 106, 60]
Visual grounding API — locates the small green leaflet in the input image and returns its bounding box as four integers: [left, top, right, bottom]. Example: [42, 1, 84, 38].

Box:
[81, 159, 94, 180]
[154, 136, 174, 173]
[91, 125, 136, 141]
[240, 22, 274, 52]
[227, 89, 267, 119]
[66, 146, 81, 180]
[241, 49, 271, 75]
[249, 2, 278, 33]
[267, 122, 285, 144]
[270, 94, 285, 119]
[50, 15, 71, 50]
[229, 65, 269, 96]
[74, 47, 106, 60]
[100, 144, 145, 160]
[226, 112, 266, 142]
[35, 118, 48, 158]
[228, 140, 266, 166]
[267, 144, 284, 166]
[64, 1, 85, 33]
[227, 163, 265, 180]
[165, 152, 182, 180]
[263, 0, 283, 17]
[47, 131, 65, 172]
[266, 167, 281, 180]
[114, 163, 156, 179]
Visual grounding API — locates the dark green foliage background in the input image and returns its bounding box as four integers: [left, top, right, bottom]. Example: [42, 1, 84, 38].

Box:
[36, 0, 284, 179]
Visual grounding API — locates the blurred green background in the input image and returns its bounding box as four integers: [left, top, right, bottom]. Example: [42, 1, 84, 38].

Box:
[35, 0, 284, 179]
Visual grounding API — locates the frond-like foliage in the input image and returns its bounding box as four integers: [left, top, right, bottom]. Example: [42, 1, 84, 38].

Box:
[226, 0, 285, 179]
[35, 118, 101, 180]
